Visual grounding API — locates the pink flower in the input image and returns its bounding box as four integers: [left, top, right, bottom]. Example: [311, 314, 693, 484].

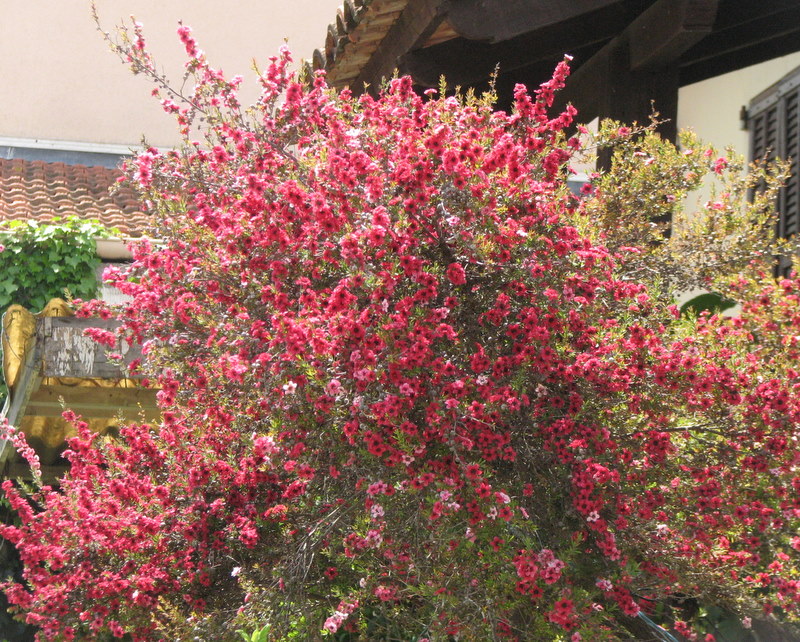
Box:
[446, 262, 466, 285]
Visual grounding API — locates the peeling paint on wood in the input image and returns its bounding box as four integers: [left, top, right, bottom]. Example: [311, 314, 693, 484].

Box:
[38, 317, 143, 379]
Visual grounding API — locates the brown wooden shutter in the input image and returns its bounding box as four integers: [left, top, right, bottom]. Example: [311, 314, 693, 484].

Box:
[749, 65, 800, 276]
[784, 84, 799, 241]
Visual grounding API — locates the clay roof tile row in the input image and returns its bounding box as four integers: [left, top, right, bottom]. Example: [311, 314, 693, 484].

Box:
[0, 158, 151, 238]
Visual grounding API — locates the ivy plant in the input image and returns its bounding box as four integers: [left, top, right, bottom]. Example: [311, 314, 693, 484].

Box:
[0, 217, 113, 312]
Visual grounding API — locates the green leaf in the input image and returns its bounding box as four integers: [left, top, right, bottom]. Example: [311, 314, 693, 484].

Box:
[680, 292, 736, 316]
[0, 216, 107, 311]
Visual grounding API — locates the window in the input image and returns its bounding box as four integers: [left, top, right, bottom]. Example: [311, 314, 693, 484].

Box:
[748, 65, 800, 275]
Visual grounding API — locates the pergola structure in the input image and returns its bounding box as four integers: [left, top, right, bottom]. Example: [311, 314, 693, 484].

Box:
[1, 301, 157, 482]
[0, 159, 156, 482]
[310, 0, 800, 142]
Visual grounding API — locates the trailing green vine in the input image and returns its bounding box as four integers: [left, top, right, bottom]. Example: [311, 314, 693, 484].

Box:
[0, 217, 112, 312]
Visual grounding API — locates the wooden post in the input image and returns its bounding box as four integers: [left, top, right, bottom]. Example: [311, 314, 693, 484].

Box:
[600, 42, 680, 142]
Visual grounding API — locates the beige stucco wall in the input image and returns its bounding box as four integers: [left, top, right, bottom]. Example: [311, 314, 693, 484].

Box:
[0, 1, 341, 149]
[3, 3, 799, 155]
[677, 51, 800, 156]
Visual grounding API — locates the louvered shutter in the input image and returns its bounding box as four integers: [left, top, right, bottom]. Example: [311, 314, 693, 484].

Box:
[784, 85, 799, 242]
[749, 66, 800, 276]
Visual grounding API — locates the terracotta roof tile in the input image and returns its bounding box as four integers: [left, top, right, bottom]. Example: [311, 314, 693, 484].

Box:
[0, 158, 151, 238]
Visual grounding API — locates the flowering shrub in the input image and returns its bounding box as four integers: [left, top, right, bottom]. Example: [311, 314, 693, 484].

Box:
[2, 21, 800, 641]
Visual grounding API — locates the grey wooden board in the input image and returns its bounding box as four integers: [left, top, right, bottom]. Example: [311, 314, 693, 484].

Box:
[38, 317, 143, 379]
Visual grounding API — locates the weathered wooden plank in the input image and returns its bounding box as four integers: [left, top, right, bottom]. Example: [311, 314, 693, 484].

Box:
[445, 0, 623, 43]
[38, 317, 142, 379]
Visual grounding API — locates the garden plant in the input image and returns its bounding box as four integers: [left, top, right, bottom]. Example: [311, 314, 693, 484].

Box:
[1, 19, 800, 641]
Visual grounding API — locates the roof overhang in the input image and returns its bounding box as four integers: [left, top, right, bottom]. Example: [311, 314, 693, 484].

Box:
[310, 0, 800, 141]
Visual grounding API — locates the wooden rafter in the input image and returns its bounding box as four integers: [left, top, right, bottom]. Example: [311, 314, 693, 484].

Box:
[399, 3, 629, 88]
[25, 385, 158, 421]
[444, 0, 623, 43]
[627, 0, 720, 70]
[353, 0, 447, 92]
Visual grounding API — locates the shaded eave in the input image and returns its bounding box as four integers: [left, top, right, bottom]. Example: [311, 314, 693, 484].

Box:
[311, 0, 800, 138]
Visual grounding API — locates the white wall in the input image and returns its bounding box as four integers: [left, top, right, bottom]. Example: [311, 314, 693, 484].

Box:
[0, 1, 341, 149]
[677, 51, 800, 156]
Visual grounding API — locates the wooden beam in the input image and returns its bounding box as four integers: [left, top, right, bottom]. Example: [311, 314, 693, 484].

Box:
[628, 0, 719, 70]
[38, 317, 142, 379]
[400, 4, 625, 88]
[26, 385, 159, 420]
[445, 0, 623, 43]
[5, 461, 69, 486]
[353, 0, 447, 93]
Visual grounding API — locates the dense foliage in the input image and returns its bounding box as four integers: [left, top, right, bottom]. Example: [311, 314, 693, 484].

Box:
[2, 22, 800, 641]
[0, 218, 109, 313]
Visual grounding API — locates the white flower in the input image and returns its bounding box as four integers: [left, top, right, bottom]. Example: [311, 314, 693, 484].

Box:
[596, 579, 612, 591]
